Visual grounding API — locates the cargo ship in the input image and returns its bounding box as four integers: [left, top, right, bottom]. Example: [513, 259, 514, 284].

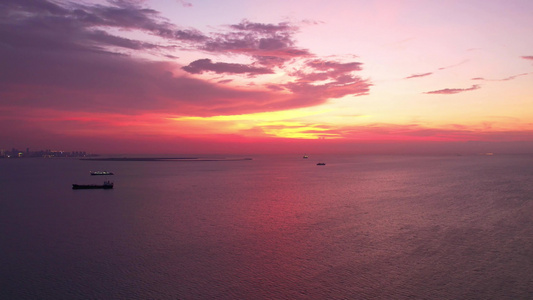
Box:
[72, 181, 114, 189]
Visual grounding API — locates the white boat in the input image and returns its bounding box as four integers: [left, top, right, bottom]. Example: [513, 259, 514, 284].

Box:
[90, 171, 114, 175]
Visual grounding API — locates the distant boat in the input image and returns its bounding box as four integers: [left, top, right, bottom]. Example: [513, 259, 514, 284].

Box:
[316, 162, 326, 166]
[303, 155, 309, 159]
[90, 171, 114, 175]
[73, 181, 114, 189]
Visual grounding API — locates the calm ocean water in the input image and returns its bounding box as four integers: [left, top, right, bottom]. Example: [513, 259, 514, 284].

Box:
[1, 154, 533, 299]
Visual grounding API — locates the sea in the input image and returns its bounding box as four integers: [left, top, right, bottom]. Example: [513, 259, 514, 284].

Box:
[1, 154, 533, 299]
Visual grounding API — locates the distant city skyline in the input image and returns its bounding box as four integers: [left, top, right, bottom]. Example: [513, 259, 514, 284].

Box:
[1, 1, 533, 154]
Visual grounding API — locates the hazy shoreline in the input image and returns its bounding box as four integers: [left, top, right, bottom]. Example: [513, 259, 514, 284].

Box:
[79, 157, 253, 162]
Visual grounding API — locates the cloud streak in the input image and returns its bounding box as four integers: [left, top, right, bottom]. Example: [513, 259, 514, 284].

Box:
[404, 59, 469, 80]
[438, 59, 469, 71]
[405, 72, 433, 79]
[472, 73, 529, 82]
[424, 85, 480, 95]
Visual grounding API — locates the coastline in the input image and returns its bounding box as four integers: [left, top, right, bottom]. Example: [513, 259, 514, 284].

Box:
[79, 157, 253, 162]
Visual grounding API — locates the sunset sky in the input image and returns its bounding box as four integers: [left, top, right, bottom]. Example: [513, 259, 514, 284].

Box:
[1, 0, 533, 154]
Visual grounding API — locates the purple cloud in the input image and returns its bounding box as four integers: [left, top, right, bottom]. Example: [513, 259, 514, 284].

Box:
[182, 59, 274, 75]
[202, 20, 311, 67]
[229, 20, 294, 33]
[306, 59, 363, 74]
[291, 59, 363, 83]
[0, 0, 371, 118]
[425, 85, 480, 95]
[217, 79, 233, 84]
[279, 58, 370, 101]
[0, 0, 205, 56]
[522, 56, 533, 60]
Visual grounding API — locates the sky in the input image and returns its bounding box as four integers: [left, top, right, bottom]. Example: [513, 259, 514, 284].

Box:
[1, 0, 533, 154]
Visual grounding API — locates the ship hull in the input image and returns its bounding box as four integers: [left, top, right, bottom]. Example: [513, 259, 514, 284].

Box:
[72, 184, 113, 189]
